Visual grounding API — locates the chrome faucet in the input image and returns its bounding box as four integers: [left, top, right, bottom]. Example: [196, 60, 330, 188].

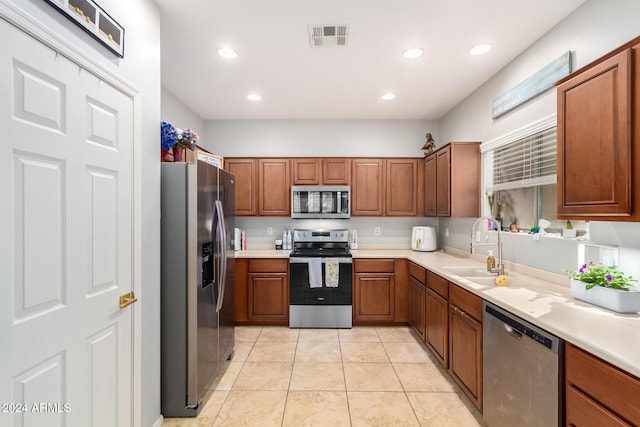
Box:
[470, 217, 504, 276]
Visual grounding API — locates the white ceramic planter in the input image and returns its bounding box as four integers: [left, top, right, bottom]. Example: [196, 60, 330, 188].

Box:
[571, 279, 640, 313]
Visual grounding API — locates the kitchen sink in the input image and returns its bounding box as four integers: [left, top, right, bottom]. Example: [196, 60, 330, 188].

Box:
[440, 265, 496, 277]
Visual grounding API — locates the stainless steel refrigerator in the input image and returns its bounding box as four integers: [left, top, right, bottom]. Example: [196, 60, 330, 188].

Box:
[160, 160, 235, 417]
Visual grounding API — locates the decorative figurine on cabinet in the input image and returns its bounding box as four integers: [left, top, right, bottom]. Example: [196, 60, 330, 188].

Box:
[422, 133, 436, 156]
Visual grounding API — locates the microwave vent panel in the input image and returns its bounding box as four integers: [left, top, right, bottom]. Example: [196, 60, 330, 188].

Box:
[309, 24, 349, 48]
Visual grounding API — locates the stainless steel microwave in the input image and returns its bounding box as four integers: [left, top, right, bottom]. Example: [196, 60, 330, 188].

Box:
[291, 186, 350, 219]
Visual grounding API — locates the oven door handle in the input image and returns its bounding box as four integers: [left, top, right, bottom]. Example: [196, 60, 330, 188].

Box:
[290, 257, 352, 264]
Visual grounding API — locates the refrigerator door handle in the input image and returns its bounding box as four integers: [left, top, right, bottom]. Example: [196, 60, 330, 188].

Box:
[215, 200, 227, 312]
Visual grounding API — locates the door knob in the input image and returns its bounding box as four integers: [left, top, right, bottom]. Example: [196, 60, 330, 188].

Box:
[119, 291, 138, 309]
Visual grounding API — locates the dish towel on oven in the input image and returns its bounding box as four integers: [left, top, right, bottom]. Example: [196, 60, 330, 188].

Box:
[325, 258, 339, 287]
[308, 257, 323, 288]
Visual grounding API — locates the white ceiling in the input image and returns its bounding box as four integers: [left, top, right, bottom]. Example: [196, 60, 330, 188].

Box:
[155, 0, 586, 120]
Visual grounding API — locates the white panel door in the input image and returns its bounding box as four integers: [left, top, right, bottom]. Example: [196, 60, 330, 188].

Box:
[0, 18, 134, 427]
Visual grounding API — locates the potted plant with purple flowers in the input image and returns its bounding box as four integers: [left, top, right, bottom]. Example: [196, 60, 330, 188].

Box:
[173, 128, 200, 162]
[565, 263, 640, 313]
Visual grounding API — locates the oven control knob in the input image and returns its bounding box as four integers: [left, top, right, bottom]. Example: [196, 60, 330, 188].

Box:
[336, 232, 343, 238]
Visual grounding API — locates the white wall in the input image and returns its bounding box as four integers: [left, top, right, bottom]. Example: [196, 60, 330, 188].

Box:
[438, 0, 640, 279]
[161, 86, 205, 135]
[9, 0, 162, 425]
[204, 119, 438, 158]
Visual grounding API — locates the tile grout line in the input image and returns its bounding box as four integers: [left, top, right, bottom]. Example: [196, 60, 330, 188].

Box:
[337, 327, 355, 427]
[378, 327, 423, 426]
[279, 329, 300, 427]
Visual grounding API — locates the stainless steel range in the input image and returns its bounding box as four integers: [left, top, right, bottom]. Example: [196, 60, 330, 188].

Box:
[289, 229, 352, 328]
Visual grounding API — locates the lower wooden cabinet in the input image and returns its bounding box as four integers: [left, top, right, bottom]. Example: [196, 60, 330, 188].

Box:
[354, 273, 395, 321]
[409, 276, 426, 339]
[422, 269, 483, 411]
[566, 342, 640, 426]
[234, 258, 289, 325]
[448, 283, 483, 411]
[408, 262, 426, 339]
[353, 258, 408, 325]
[248, 273, 288, 321]
[425, 271, 449, 368]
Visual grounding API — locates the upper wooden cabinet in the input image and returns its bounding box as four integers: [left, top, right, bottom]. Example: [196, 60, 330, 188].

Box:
[352, 158, 423, 216]
[226, 158, 258, 216]
[424, 154, 437, 216]
[258, 159, 290, 216]
[386, 158, 423, 216]
[352, 159, 385, 216]
[292, 158, 321, 185]
[435, 148, 452, 216]
[292, 158, 351, 185]
[425, 142, 480, 218]
[228, 156, 423, 217]
[556, 37, 640, 221]
[322, 158, 351, 185]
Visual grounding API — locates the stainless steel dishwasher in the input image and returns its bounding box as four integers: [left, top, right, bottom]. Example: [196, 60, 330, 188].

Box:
[483, 301, 564, 427]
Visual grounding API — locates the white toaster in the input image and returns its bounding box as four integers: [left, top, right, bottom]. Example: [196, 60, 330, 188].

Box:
[411, 226, 437, 251]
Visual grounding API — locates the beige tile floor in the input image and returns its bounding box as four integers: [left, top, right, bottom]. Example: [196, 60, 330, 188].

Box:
[162, 326, 485, 427]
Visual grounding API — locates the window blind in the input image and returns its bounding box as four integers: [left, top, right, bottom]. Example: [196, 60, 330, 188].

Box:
[481, 117, 557, 191]
[491, 125, 557, 190]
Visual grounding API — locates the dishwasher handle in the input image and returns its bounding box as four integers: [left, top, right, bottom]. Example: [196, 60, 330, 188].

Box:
[484, 302, 563, 354]
[503, 324, 523, 340]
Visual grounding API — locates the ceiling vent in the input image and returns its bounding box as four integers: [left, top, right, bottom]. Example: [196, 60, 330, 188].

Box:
[309, 24, 349, 48]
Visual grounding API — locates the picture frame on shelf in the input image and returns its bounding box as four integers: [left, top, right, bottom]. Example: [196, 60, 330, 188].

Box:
[43, 0, 125, 58]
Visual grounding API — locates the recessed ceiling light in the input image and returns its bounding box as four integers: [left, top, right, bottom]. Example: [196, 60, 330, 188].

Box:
[469, 43, 492, 56]
[217, 48, 238, 59]
[247, 93, 262, 101]
[403, 48, 424, 59]
[381, 93, 396, 101]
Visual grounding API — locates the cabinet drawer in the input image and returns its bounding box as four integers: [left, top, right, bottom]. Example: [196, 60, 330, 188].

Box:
[566, 343, 640, 424]
[448, 283, 482, 322]
[248, 258, 288, 273]
[427, 271, 448, 299]
[566, 384, 630, 427]
[354, 259, 394, 273]
[409, 262, 426, 283]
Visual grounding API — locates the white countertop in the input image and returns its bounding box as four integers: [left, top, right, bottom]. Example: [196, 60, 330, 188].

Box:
[236, 247, 640, 378]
